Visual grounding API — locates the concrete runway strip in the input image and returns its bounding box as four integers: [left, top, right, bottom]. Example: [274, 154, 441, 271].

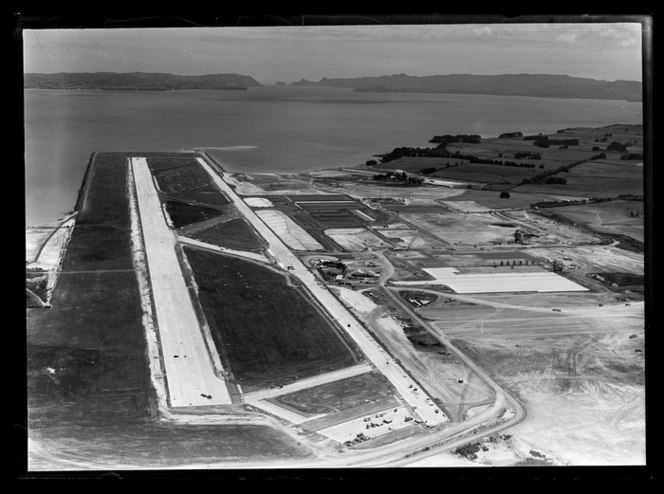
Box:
[131, 157, 232, 407]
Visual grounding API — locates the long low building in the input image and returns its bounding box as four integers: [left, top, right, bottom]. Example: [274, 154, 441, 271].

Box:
[397, 267, 588, 294]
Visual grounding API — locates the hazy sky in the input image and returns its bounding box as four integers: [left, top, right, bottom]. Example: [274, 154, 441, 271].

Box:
[23, 22, 644, 83]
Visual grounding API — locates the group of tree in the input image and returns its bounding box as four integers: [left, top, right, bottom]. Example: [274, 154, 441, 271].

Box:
[474, 157, 537, 168]
[428, 134, 482, 146]
[617, 194, 643, 201]
[447, 151, 538, 168]
[620, 153, 643, 160]
[372, 171, 424, 185]
[513, 151, 541, 160]
[419, 162, 464, 175]
[376, 146, 452, 163]
[541, 175, 567, 185]
[499, 131, 523, 139]
[521, 158, 587, 185]
[531, 196, 621, 208]
[532, 136, 580, 148]
[607, 141, 629, 152]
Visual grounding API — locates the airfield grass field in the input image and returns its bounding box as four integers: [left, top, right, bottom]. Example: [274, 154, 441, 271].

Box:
[190, 217, 266, 252]
[29, 422, 312, 470]
[163, 200, 226, 228]
[270, 372, 397, 416]
[152, 162, 210, 194]
[183, 248, 362, 390]
[28, 153, 153, 428]
[148, 156, 231, 207]
[170, 185, 233, 207]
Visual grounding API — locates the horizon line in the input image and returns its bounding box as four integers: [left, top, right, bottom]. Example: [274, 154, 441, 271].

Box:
[24, 71, 643, 84]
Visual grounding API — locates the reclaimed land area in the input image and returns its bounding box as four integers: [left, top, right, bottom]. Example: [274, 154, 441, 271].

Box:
[183, 248, 363, 391]
[27, 152, 313, 470]
[27, 120, 646, 468]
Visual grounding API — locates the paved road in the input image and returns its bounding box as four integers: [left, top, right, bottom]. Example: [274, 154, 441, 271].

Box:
[195, 156, 448, 427]
[373, 249, 527, 431]
[131, 157, 232, 407]
[243, 363, 373, 402]
[178, 236, 271, 264]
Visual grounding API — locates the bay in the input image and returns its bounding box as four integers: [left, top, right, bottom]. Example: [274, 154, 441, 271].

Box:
[25, 86, 642, 226]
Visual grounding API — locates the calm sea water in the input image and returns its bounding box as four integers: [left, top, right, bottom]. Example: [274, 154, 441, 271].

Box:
[25, 86, 642, 226]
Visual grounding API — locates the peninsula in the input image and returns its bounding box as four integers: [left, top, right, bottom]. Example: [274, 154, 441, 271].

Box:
[24, 72, 263, 91]
[292, 73, 643, 101]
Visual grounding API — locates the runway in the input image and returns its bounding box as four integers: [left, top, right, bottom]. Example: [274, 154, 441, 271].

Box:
[131, 157, 232, 407]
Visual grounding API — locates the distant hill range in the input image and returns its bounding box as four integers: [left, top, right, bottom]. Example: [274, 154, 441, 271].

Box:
[24, 72, 264, 91]
[292, 73, 642, 101]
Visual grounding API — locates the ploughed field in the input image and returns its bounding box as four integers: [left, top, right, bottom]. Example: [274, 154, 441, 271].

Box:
[184, 248, 362, 390]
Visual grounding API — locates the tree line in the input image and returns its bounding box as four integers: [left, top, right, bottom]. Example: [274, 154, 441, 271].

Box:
[428, 134, 481, 146]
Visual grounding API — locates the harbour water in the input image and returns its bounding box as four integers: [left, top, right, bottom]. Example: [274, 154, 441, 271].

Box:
[25, 86, 642, 226]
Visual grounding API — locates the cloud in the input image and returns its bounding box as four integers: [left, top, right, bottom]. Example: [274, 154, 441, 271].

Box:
[597, 27, 619, 38]
[556, 32, 578, 43]
[618, 38, 638, 48]
[472, 26, 493, 37]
